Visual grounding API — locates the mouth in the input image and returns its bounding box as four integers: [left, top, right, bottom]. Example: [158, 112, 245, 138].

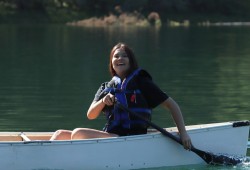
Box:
[117, 63, 125, 66]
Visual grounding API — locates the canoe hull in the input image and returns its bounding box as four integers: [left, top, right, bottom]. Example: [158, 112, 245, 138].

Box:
[0, 121, 249, 170]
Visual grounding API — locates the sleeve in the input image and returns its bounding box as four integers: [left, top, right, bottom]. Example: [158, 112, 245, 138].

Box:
[93, 82, 108, 102]
[138, 71, 169, 109]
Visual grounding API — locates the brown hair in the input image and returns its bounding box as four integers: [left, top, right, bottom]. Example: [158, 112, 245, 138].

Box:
[109, 43, 138, 77]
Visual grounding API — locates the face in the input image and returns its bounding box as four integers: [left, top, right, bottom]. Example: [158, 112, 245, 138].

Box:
[112, 49, 130, 78]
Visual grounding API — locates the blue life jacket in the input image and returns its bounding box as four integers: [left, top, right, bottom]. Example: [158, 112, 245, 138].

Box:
[102, 68, 152, 133]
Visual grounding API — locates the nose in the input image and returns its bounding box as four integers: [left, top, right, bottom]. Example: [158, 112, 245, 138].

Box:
[117, 55, 124, 60]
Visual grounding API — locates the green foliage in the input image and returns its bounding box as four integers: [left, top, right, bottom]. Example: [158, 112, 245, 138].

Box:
[0, 0, 250, 23]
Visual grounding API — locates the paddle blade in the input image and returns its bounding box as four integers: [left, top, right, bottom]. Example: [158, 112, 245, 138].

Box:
[192, 147, 242, 166]
[209, 153, 242, 166]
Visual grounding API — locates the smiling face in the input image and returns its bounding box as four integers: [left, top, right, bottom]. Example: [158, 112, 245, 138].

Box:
[112, 49, 130, 79]
[109, 43, 138, 78]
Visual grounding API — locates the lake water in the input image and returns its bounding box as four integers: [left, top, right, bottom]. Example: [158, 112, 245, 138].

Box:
[0, 24, 249, 169]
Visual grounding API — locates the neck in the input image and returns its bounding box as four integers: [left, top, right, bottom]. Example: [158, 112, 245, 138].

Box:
[116, 72, 127, 80]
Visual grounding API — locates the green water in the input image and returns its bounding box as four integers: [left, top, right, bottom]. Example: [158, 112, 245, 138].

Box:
[0, 24, 249, 169]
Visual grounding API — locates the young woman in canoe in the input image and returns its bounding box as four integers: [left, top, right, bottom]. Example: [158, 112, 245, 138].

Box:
[50, 43, 192, 150]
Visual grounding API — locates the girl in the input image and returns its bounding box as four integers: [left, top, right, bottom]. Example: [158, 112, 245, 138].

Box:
[50, 43, 192, 150]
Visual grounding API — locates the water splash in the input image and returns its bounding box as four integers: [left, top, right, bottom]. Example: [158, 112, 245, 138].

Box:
[209, 153, 249, 166]
[240, 156, 250, 168]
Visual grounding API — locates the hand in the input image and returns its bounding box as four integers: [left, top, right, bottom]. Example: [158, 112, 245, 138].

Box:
[102, 93, 115, 106]
[180, 132, 192, 150]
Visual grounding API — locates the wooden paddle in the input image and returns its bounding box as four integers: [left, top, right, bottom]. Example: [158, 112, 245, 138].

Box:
[115, 102, 242, 166]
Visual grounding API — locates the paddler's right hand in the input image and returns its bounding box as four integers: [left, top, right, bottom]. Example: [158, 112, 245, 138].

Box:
[102, 93, 115, 106]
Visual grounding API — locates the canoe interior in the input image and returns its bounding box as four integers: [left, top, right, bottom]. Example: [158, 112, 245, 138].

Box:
[0, 131, 162, 142]
[0, 129, 162, 142]
[0, 132, 53, 141]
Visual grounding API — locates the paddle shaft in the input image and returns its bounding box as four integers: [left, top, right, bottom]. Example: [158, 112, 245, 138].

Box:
[116, 102, 216, 161]
[116, 102, 183, 145]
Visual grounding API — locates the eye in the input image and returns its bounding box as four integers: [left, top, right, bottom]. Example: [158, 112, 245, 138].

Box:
[113, 50, 128, 58]
[114, 54, 127, 58]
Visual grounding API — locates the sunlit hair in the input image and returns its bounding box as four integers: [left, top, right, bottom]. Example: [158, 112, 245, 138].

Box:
[109, 43, 138, 77]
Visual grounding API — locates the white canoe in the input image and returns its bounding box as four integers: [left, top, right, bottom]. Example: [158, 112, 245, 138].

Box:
[0, 120, 249, 170]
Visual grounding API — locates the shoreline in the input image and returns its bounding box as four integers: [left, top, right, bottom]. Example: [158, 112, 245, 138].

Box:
[1, 11, 250, 28]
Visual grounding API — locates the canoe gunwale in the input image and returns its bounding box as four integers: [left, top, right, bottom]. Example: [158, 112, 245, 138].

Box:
[0, 120, 248, 145]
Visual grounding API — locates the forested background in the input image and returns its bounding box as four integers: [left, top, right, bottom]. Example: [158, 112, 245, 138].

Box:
[1, 0, 250, 24]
